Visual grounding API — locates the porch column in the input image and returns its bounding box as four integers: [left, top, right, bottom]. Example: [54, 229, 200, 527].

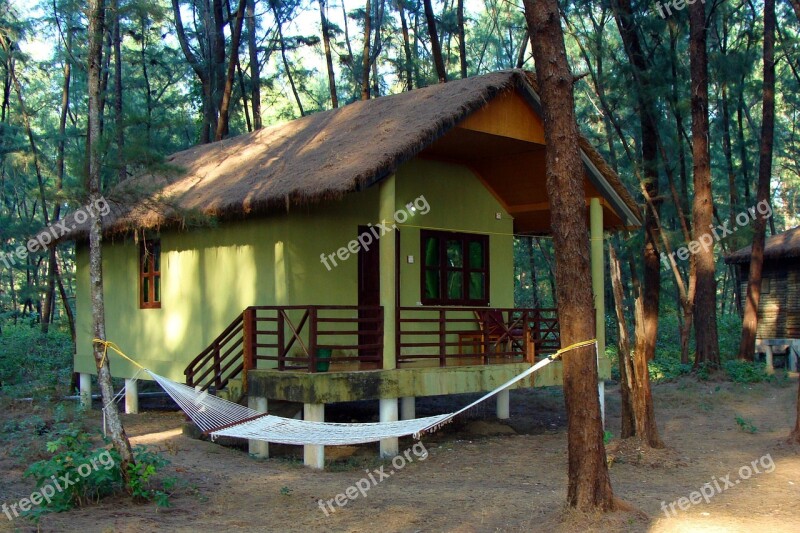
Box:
[590, 198, 606, 427]
[124, 379, 139, 414]
[248, 396, 269, 458]
[304, 403, 325, 468]
[400, 397, 416, 420]
[764, 346, 775, 375]
[378, 175, 397, 370]
[379, 398, 399, 457]
[79, 373, 92, 409]
[496, 389, 510, 420]
[378, 176, 399, 457]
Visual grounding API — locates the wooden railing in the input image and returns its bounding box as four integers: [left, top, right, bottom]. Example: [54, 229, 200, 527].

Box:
[396, 307, 560, 367]
[185, 305, 384, 392]
[186, 305, 559, 391]
[249, 305, 383, 372]
[184, 313, 245, 392]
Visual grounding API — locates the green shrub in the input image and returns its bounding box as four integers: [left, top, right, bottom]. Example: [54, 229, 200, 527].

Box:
[22, 427, 173, 519]
[723, 359, 769, 383]
[648, 356, 692, 383]
[0, 325, 73, 398]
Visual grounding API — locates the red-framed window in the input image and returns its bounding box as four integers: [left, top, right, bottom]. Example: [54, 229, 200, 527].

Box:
[139, 240, 161, 309]
[420, 230, 489, 306]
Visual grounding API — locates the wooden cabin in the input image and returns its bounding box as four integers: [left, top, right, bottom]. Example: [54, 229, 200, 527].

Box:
[52, 70, 641, 466]
[726, 226, 800, 371]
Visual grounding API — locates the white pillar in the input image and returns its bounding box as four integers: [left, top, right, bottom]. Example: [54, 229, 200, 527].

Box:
[304, 403, 325, 468]
[765, 346, 775, 375]
[590, 198, 606, 429]
[400, 397, 416, 420]
[79, 373, 92, 409]
[124, 379, 139, 414]
[248, 396, 269, 458]
[496, 389, 510, 420]
[598, 381, 605, 428]
[379, 398, 399, 457]
[790, 342, 799, 372]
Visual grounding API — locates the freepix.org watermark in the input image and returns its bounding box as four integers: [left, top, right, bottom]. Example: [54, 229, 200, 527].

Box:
[319, 195, 430, 271]
[660, 453, 775, 518]
[2, 450, 116, 521]
[654, 0, 706, 19]
[660, 200, 772, 270]
[317, 442, 428, 516]
[0, 196, 111, 269]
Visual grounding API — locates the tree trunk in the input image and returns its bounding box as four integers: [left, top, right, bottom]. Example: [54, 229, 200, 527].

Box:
[790, 375, 800, 444]
[523, 0, 615, 511]
[43, 27, 72, 333]
[370, 0, 385, 97]
[423, 0, 446, 83]
[274, 7, 304, 116]
[611, 0, 660, 363]
[112, 0, 124, 183]
[214, 0, 247, 141]
[457, 0, 466, 78]
[87, 0, 135, 481]
[397, 0, 414, 90]
[738, 0, 775, 361]
[361, 0, 372, 99]
[319, 0, 338, 107]
[689, 0, 719, 366]
[609, 245, 635, 439]
[246, 0, 262, 128]
[789, 0, 800, 22]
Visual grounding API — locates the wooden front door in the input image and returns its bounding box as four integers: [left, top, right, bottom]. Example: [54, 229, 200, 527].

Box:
[358, 226, 381, 367]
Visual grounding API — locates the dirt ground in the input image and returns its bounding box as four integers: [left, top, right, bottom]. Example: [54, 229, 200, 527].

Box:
[1, 376, 799, 533]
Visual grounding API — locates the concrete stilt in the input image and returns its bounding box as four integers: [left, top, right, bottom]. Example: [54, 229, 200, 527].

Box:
[304, 403, 325, 468]
[379, 398, 399, 457]
[765, 346, 775, 375]
[124, 379, 139, 414]
[496, 389, 510, 420]
[248, 396, 269, 458]
[79, 373, 92, 409]
[400, 396, 416, 420]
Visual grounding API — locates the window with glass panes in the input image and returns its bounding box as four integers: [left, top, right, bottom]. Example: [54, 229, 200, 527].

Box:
[420, 230, 489, 305]
[139, 240, 161, 309]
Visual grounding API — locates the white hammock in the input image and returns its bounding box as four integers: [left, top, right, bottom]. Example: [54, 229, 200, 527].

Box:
[147, 344, 588, 446]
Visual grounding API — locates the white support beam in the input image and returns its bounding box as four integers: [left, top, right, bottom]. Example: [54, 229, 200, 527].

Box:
[304, 403, 325, 468]
[248, 396, 269, 458]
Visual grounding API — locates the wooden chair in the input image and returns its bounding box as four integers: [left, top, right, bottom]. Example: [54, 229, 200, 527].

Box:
[458, 310, 525, 356]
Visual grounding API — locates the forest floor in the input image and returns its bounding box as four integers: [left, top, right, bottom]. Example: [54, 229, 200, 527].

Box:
[1, 374, 799, 533]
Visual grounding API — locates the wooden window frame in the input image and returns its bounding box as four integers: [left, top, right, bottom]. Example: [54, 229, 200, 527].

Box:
[139, 240, 161, 309]
[420, 230, 490, 306]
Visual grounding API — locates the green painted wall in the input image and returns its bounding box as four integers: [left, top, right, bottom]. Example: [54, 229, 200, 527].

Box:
[75, 157, 515, 381]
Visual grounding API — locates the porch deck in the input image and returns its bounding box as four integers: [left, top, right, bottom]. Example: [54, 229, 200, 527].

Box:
[184, 305, 568, 397]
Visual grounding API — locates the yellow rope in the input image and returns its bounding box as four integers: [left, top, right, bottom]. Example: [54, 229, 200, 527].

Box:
[92, 339, 146, 370]
[553, 338, 597, 358]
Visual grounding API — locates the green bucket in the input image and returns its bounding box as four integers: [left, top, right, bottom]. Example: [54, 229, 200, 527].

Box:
[315, 348, 332, 372]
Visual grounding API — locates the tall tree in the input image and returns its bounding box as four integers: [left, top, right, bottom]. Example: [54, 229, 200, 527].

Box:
[738, 0, 775, 360]
[609, 244, 635, 439]
[214, 0, 247, 140]
[361, 0, 372, 99]
[689, 0, 720, 366]
[457, 0, 466, 78]
[246, 0, 262, 128]
[523, 0, 615, 511]
[318, 0, 338, 107]
[423, 0, 446, 82]
[87, 0, 135, 481]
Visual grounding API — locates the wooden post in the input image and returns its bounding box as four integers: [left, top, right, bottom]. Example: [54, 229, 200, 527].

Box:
[213, 342, 221, 390]
[243, 307, 255, 393]
[439, 309, 446, 367]
[309, 306, 318, 373]
[277, 310, 285, 370]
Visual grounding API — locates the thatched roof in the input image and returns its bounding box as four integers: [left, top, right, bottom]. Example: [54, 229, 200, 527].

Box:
[726, 226, 800, 264]
[50, 69, 640, 243]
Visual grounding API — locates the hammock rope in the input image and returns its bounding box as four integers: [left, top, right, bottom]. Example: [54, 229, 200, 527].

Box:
[93, 338, 595, 446]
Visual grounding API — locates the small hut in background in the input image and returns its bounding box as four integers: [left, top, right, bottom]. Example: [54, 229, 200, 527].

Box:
[726, 226, 800, 372]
